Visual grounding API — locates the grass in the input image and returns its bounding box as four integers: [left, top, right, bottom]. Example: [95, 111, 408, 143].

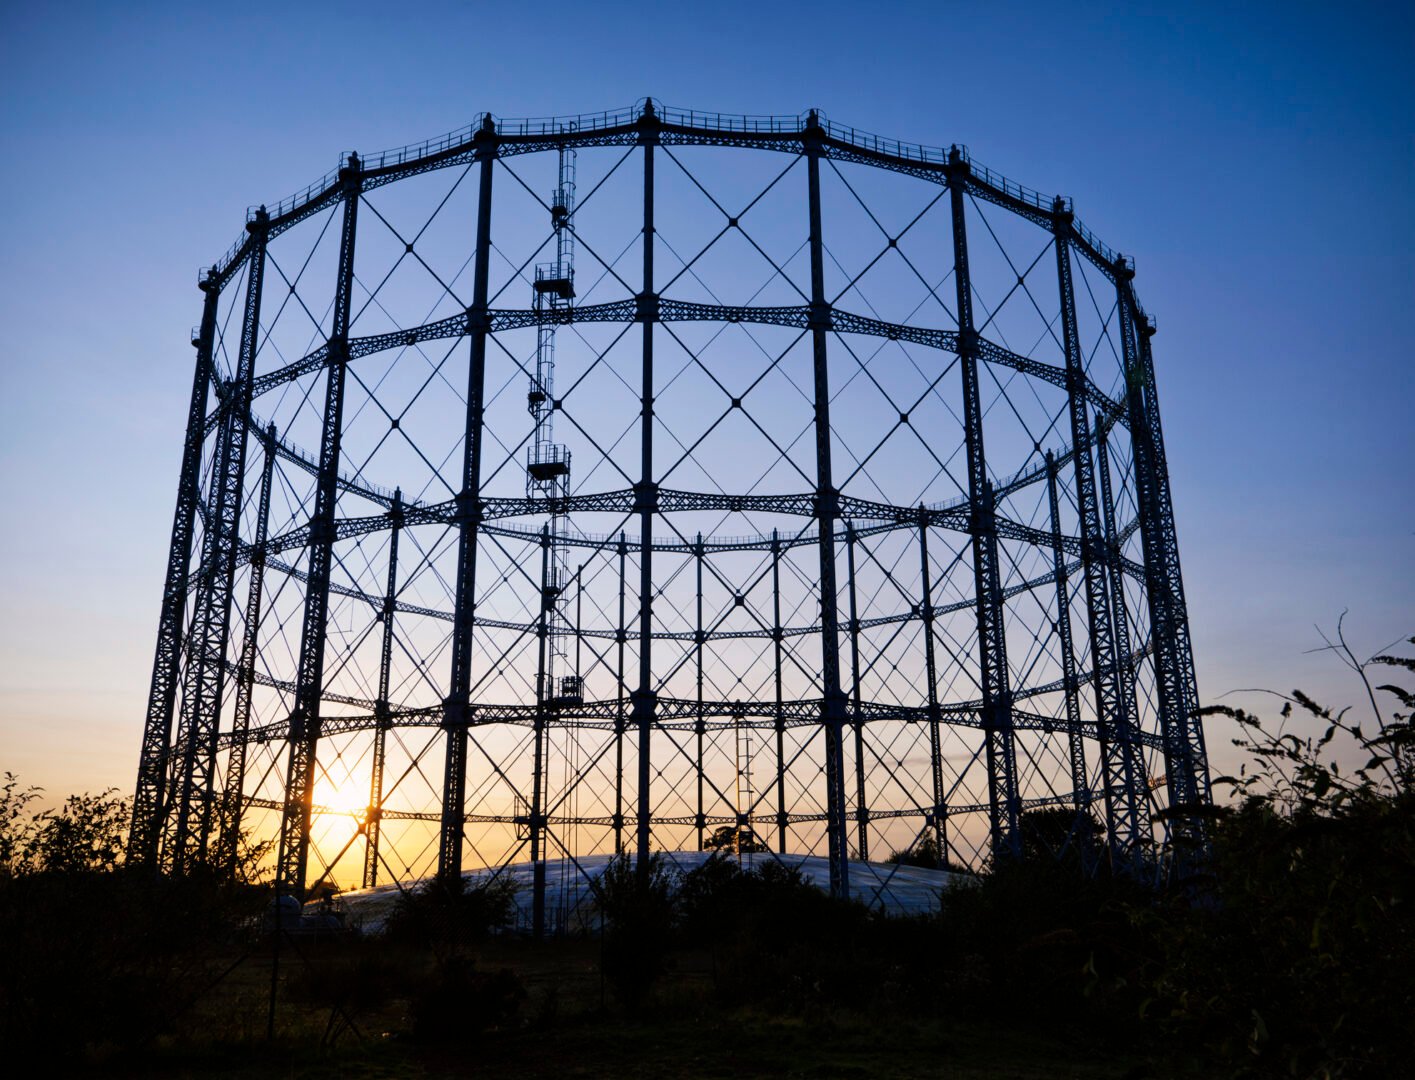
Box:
[74, 936, 1209, 1080]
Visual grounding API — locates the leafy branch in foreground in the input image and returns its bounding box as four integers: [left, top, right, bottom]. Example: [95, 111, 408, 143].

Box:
[1201, 629, 1413, 815]
[1148, 626, 1415, 1078]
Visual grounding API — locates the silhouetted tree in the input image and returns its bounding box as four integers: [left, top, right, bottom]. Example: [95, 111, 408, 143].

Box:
[701, 823, 769, 853]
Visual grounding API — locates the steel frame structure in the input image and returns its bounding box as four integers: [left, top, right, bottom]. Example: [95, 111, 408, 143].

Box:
[130, 101, 1211, 920]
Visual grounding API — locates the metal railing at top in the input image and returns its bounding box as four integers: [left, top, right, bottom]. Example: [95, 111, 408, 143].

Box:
[1072, 215, 1118, 267]
[356, 121, 485, 174]
[210, 231, 248, 282]
[248, 409, 402, 506]
[497, 104, 633, 137]
[249, 167, 344, 224]
[205, 102, 1142, 302]
[657, 104, 810, 135]
[964, 155, 1069, 216]
[818, 116, 952, 166]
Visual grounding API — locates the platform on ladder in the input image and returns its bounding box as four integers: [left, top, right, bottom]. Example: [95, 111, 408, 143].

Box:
[550, 676, 583, 707]
[527, 443, 571, 482]
[534, 262, 575, 301]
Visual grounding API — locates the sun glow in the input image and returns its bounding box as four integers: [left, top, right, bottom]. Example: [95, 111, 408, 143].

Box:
[313, 774, 371, 818]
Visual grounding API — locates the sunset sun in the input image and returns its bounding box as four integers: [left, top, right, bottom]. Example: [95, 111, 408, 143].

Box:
[313, 774, 369, 818]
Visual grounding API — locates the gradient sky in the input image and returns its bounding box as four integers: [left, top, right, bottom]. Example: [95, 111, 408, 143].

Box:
[1, 1, 1411, 801]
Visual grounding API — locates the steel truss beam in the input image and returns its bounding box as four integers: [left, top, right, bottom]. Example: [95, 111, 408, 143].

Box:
[128, 273, 219, 867]
[1096, 422, 1154, 846]
[1046, 453, 1089, 811]
[212, 694, 1165, 756]
[244, 486, 1145, 583]
[949, 151, 1020, 861]
[169, 212, 268, 871]
[198, 630, 1155, 759]
[633, 105, 659, 883]
[242, 790, 1079, 832]
[237, 298, 1124, 426]
[1116, 268, 1210, 856]
[1054, 206, 1149, 864]
[215, 424, 277, 877]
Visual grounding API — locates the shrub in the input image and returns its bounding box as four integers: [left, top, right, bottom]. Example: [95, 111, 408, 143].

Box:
[884, 834, 946, 869]
[0, 865, 266, 1060]
[595, 852, 676, 1009]
[381, 873, 518, 947]
[1129, 627, 1415, 1077]
[676, 854, 876, 1011]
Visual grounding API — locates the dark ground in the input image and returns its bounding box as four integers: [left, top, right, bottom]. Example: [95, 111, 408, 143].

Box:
[72, 938, 1208, 1080]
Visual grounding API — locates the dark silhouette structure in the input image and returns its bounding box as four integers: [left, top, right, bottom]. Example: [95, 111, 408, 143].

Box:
[128, 101, 1210, 928]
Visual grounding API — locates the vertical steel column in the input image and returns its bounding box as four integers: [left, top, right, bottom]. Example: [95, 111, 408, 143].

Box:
[1045, 453, 1088, 809]
[632, 103, 659, 879]
[845, 523, 869, 860]
[1052, 201, 1144, 862]
[695, 534, 705, 850]
[947, 151, 1020, 861]
[1095, 422, 1153, 849]
[772, 529, 788, 854]
[804, 111, 851, 899]
[531, 524, 551, 938]
[1141, 330, 1209, 801]
[614, 533, 627, 854]
[439, 117, 498, 887]
[917, 511, 947, 858]
[1116, 267, 1210, 837]
[172, 211, 269, 871]
[217, 423, 277, 878]
[277, 158, 361, 896]
[130, 272, 219, 866]
[362, 489, 402, 889]
[1137, 323, 1208, 803]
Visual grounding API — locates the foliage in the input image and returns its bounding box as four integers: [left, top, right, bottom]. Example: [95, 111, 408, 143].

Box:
[1130, 632, 1415, 1078]
[283, 939, 413, 1013]
[0, 775, 277, 1062]
[676, 854, 830, 944]
[1016, 805, 1104, 869]
[0, 626, 1406, 1073]
[883, 833, 975, 872]
[0, 772, 43, 878]
[0, 866, 268, 1061]
[381, 873, 519, 947]
[884, 833, 947, 869]
[928, 835, 1148, 1024]
[674, 854, 876, 1011]
[701, 823, 770, 853]
[0, 776, 128, 876]
[25, 787, 129, 873]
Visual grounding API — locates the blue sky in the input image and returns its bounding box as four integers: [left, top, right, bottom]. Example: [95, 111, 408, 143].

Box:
[1, 1, 1411, 798]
